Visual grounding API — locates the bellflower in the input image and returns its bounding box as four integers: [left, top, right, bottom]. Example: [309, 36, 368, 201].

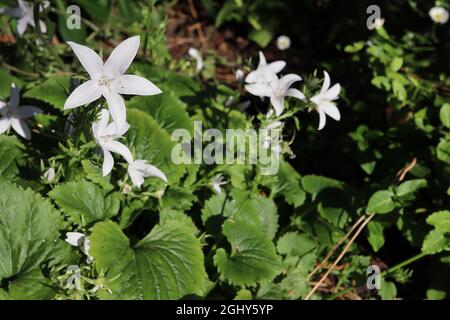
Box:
[0, 0, 48, 35]
[245, 51, 286, 85]
[211, 174, 227, 195]
[65, 232, 93, 263]
[64, 36, 162, 133]
[0, 84, 42, 140]
[188, 48, 204, 72]
[92, 109, 133, 176]
[245, 74, 305, 116]
[310, 71, 341, 130]
[128, 159, 167, 188]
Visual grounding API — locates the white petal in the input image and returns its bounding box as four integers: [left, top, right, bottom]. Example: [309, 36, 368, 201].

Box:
[64, 80, 101, 109]
[104, 121, 130, 137]
[65, 232, 85, 246]
[111, 75, 162, 96]
[270, 96, 284, 116]
[266, 121, 283, 130]
[322, 83, 341, 101]
[9, 83, 20, 108]
[11, 118, 31, 139]
[67, 41, 103, 79]
[286, 88, 305, 101]
[317, 108, 327, 130]
[104, 36, 140, 76]
[16, 17, 28, 35]
[321, 101, 341, 121]
[244, 70, 258, 84]
[267, 61, 286, 74]
[0, 117, 11, 134]
[258, 51, 267, 67]
[92, 109, 110, 138]
[2, 7, 23, 18]
[321, 71, 331, 94]
[102, 91, 126, 134]
[129, 169, 144, 187]
[142, 164, 167, 183]
[279, 74, 302, 92]
[245, 83, 271, 97]
[102, 149, 114, 176]
[14, 106, 42, 119]
[39, 20, 47, 34]
[104, 140, 133, 164]
[212, 183, 222, 195]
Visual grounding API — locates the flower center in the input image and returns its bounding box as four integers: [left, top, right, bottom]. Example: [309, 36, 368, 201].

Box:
[98, 76, 110, 87]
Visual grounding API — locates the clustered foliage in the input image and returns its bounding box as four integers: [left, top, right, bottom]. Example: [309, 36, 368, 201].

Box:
[0, 0, 449, 300]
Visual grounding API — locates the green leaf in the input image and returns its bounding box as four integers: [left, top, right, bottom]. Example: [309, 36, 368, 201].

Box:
[380, 278, 397, 300]
[390, 57, 403, 72]
[396, 179, 427, 197]
[0, 183, 62, 281]
[422, 229, 450, 254]
[128, 91, 193, 134]
[214, 219, 282, 286]
[159, 208, 199, 235]
[301, 175, 343, 196]
[89, 220, 208, 299]
[81, 160, 113, 191]
[249, 28, 273, 48]
[238, 195, 279, 240]
[367, 190, 396, 214]
[0, 135, 24, 178]
[24, 76, 70, 110]
[277, 232, 317, 257]
[49, 180, 120, 227]
[126, 109, 185, 184]
[367, 221, 385, 252]
[426, 211, 450, 233]
[270, 161, 306, 207]
[440, 104, 450, 128]
[8, 269, 55, 299]
[437, 139, 450, 165]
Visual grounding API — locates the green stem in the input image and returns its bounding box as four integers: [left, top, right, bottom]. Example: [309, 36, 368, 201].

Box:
[326, 252, 428, 300]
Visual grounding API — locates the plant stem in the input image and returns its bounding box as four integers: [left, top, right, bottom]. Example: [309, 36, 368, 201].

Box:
[326, 251, 429, 300]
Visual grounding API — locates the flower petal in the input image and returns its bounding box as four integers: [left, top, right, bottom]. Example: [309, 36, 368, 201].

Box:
[245, 83, 271, 97]
[143, 164, 168, 183]
[111, 75, 162, 96]
[286, 88, 306, 101]
[65, 232, 85, 246]
[267, 61, 286, 74]
[279, 74, 302, 92]
[270, 96, 284, 116]
[2, 7, 23, 18]
[317, 108, 327, 130]
[0, 117, 11, 134]
[16, 17, 28, 35]
[102, 90, 126, 134]
[92, 109, 110, 138]
[104, 140, 133, 164]
[321, 71, 331, 94]
[9, 83, 20, 108]
[322, 83, 341, 101]
[14, 106, 42, 119]
[11, 118, 31, 139]
[67, 41, 103, 79]
[64, 80, 101, 110]
[104, 36, 140, 76]
[258, 51, 267, 67]
[102, 148, 114, 176]
[321, 101, 341, 121]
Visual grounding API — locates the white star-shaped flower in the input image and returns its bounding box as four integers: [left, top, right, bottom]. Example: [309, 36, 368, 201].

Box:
[245, 51, 286, 85]
[128, 159, 167, 188]
[0, 83, 42, 140]
[245, 74, 305, 116]
[0, 0, 48, 35]
[211, 174, 227, 195]
[311, 71, 341, 130]
[92, 109, 133, 176]
[65, 232, 93, 263]
[64, 36, 162, 133]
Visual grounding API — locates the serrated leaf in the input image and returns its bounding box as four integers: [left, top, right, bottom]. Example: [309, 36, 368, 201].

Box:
[396, 179, 427, 197]
[24, 76, 70, 110]
[89, 220, 207, 299]
[49, 180, 120, 227]
[367, 190, 396, 214]
[81, 160, 113, 191]
[426, 211, 450, 233]
[367, 221, 385, 252]
[422, 229, 450, 254]
[0, 183, 62, 285]
[277, 232, 317, 257]
[214, 220, 282, 286]
[271, 161, 306, 207]
[380, 278, 397, 300]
